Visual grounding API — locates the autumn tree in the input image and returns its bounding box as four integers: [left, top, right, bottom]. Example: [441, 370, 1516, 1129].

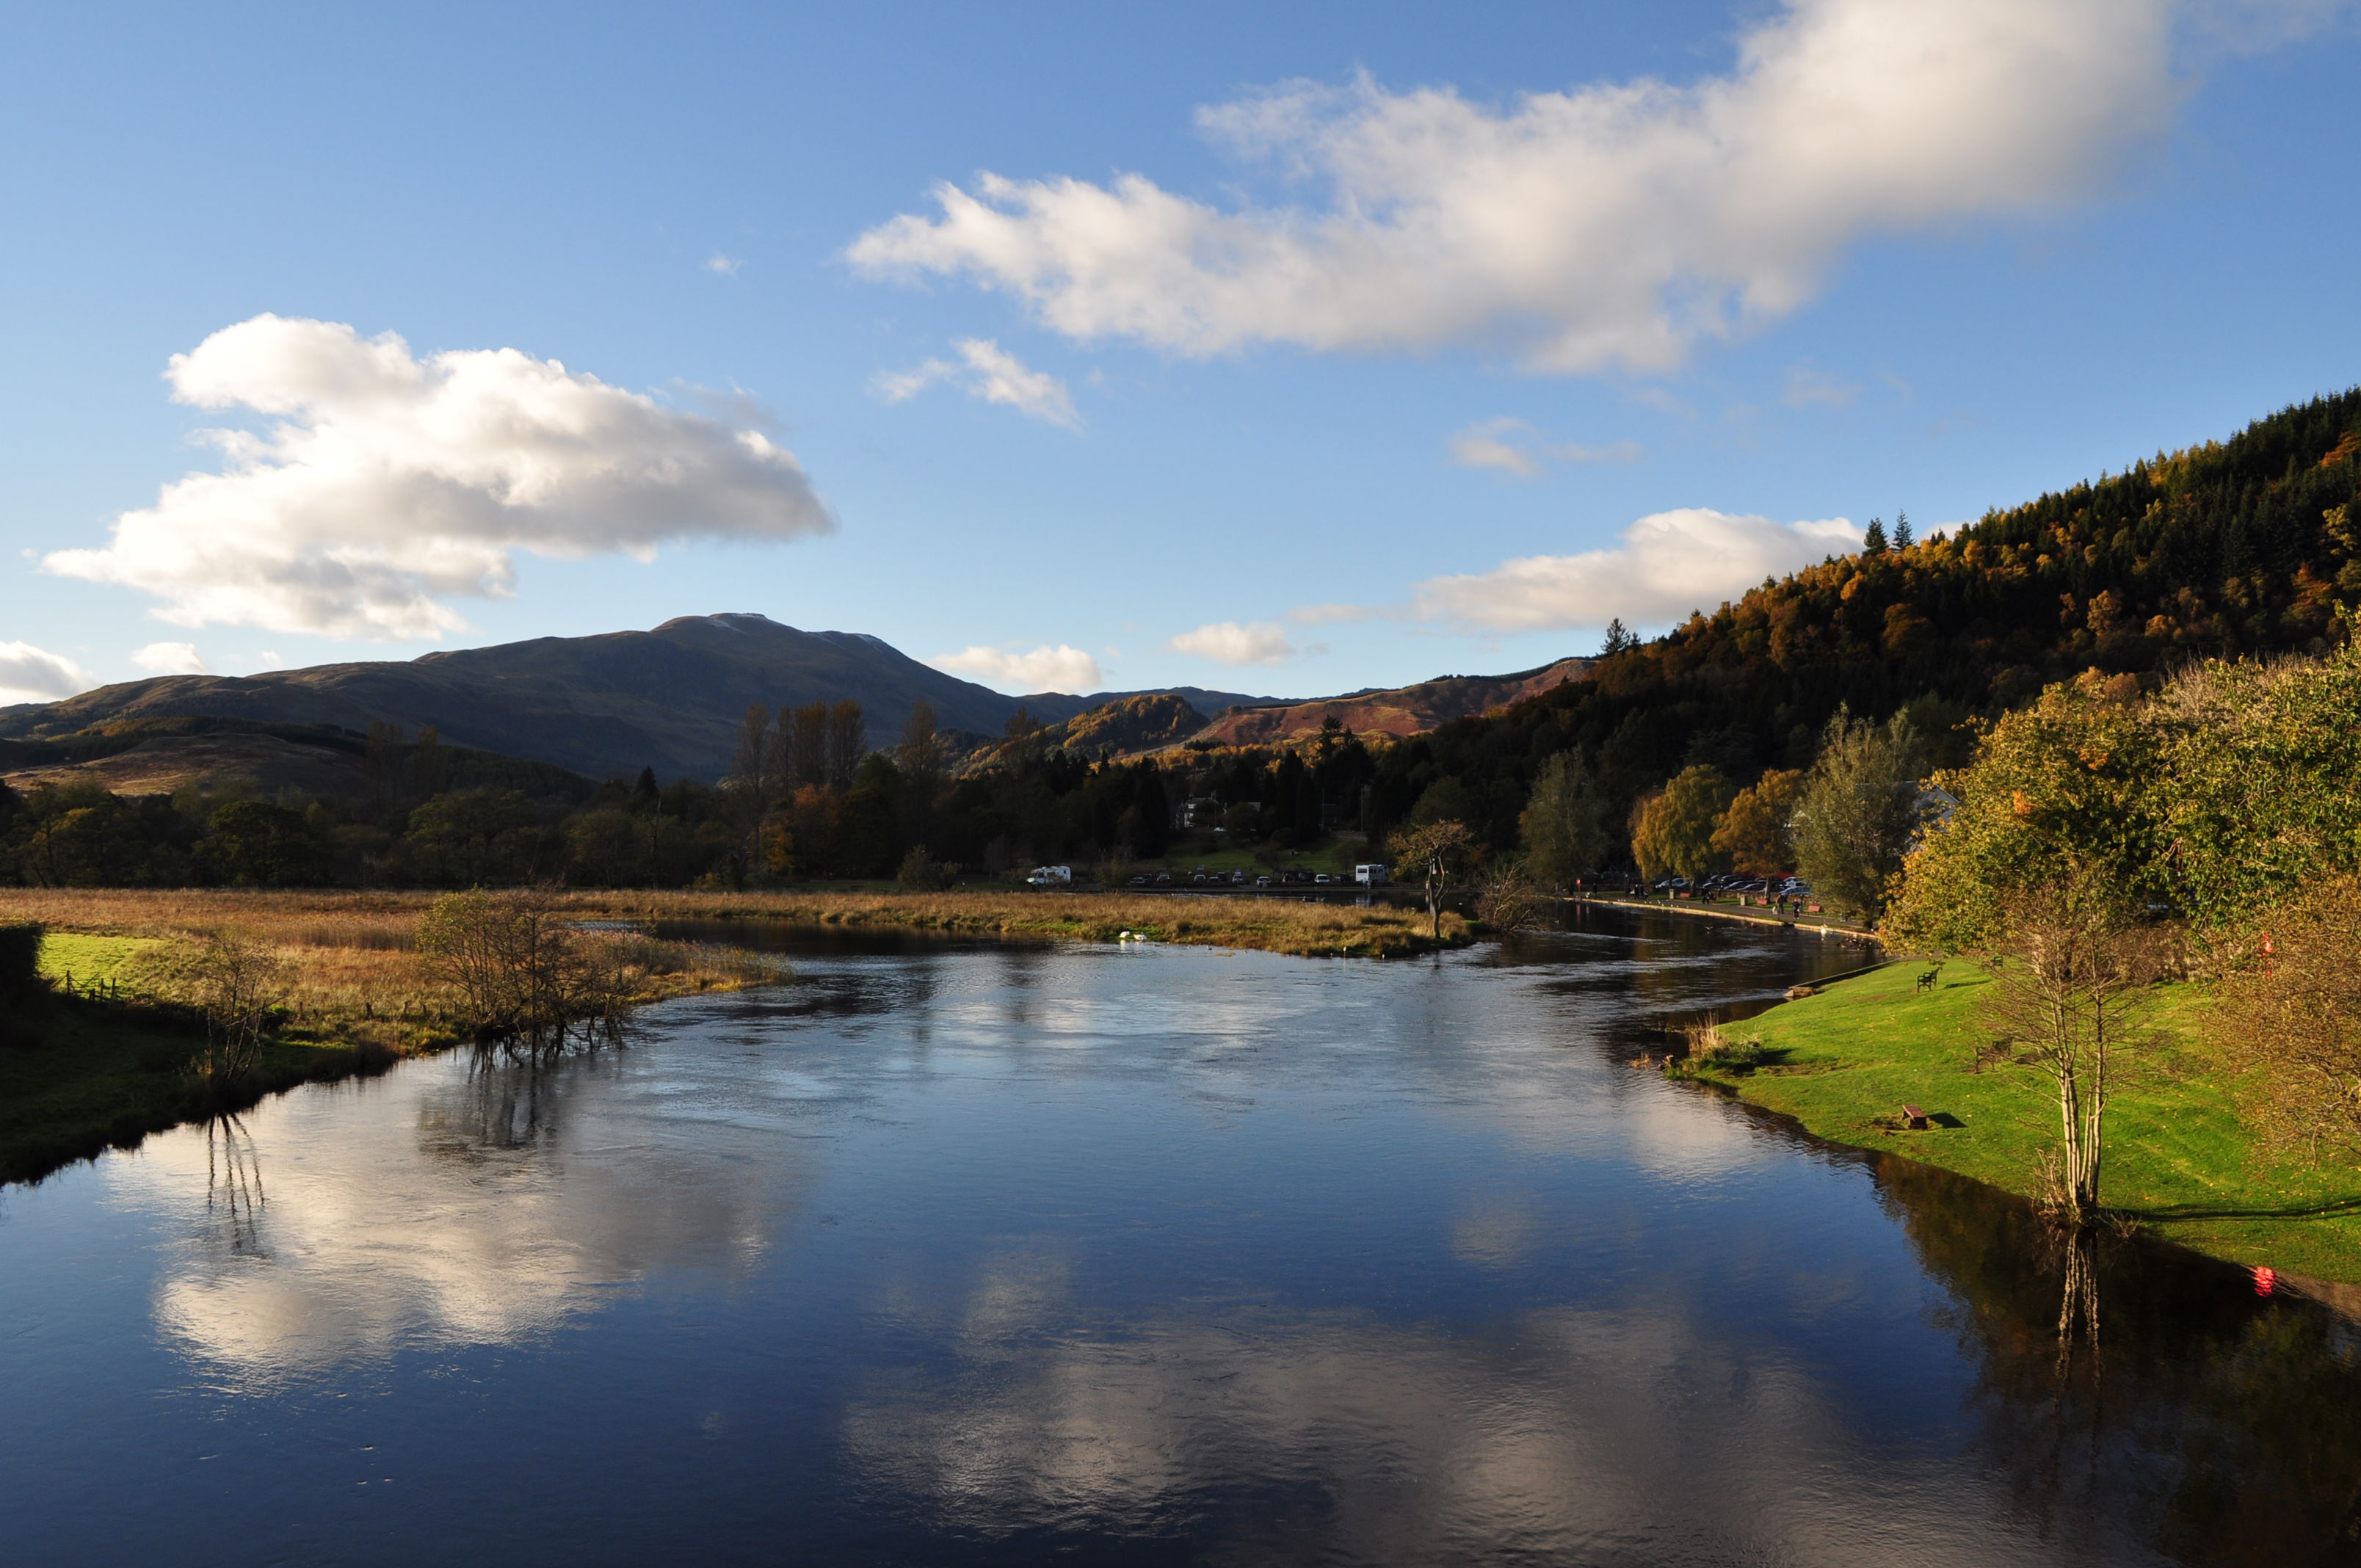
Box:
[1630, 766, 1735, 882]
[1709, 767, 1803, 877]
[1519, 750, 1606, 888]
[1793, 708, 1923, 921]
[1885, 673, 2168, 951]
[2211, 878, 2361, 1162]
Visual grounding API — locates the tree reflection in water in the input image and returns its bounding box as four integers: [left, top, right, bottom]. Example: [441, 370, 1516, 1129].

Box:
[201, 1113, 266, 1257]
[1873, 1152, 2361, 1563]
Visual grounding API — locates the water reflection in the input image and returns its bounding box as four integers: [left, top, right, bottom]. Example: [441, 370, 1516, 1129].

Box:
[201, 1114, 266, 1257]
[115, 1045, 812, 1376]
[1875, 1153, 2361, 1564]
[7, 912, 2361, 1564]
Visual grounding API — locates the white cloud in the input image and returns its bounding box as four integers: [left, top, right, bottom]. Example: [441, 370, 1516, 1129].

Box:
[874, 338, 1080, 428]
[703, 253, 742, 276]
[850, 0, 2197, 371]
[933, 643, 1104, 692]
[1167, 620, 1297, 667]
[44, 315, 833, 639]
[1450, 418, 1640, 477]
[131, 641, 208, 675]
[1288, 602, 1369, 625]
[1413, 508, 1860, 631]
[1782, 364, 1861, 409]
[0, 642, 95, 706]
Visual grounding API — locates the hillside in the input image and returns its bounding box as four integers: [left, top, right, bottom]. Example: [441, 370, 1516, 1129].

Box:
[1361, 386, 2361, 852]
[0, 716, 592, 802]
[1189, 658, 1589, 750]
[1036, 694, 1211, 757]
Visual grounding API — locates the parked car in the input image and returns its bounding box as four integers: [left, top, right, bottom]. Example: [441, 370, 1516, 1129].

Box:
[1314, 873, 1332, 885]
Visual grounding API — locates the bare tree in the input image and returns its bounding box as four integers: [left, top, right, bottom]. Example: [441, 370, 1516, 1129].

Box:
[1978, 870, 2170, 1222]
[1390, 819, 1476, 940]
[416, 888, 629, 1053]
[732, 703, 772, 802]
[176, 929, 290, 1089]
[898, 701, 945, 841]
[1473, 859, 1549, 932]
[789, 703, 829, 790]
[827, 700, 866, 789]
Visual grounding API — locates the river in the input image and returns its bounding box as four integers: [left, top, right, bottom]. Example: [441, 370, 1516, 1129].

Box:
[2, 907, 2354, 1565]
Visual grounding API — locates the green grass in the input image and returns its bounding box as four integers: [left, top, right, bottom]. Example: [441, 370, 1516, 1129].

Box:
[36, 932, 159, 986]
[1694, 962, 2361, 1282]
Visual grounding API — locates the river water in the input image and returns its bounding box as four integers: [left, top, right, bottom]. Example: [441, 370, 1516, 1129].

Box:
[3, 908, 2357, 1565]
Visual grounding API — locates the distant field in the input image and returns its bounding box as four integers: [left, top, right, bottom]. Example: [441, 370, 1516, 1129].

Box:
[1696, 962, 2361, 1283]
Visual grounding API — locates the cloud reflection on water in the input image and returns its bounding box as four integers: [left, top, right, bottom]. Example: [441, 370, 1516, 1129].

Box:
[840, 1246, 2126, 1567]
[111, 1053, 810, 1375]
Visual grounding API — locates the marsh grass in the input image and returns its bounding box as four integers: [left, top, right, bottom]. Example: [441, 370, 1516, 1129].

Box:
[548, 888, 1468, 959]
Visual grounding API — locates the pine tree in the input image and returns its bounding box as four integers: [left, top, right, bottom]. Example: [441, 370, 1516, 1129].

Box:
[1600, 617, 1639, 656]
[1892, 511, 1913, 549]
[1863, 517, 1889, 555]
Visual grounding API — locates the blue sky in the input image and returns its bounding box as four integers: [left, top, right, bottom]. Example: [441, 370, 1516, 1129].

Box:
[4, 0, 2358, 704]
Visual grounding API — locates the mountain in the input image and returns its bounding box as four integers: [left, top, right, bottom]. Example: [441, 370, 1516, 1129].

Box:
[0, 614, 1171, 785]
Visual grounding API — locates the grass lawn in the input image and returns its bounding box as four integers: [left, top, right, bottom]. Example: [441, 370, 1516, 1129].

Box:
[1695, 962, 2361, 1282]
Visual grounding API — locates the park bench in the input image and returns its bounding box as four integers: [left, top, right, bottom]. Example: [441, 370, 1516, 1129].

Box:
[1902, 1104, 1931, 1130]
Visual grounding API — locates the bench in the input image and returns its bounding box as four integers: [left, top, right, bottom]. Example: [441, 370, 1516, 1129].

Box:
[1902, 1104, 1931, 1130]
[1915, 970, 1940, 992]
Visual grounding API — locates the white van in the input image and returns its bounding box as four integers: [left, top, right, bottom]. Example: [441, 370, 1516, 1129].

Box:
[1026, 865, 1073, 886]
[1354, 863, 1388, 886]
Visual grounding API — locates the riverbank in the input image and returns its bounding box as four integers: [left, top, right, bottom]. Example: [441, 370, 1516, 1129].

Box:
[1687, 962, 2361, 1283]
[0, 887, 1468, 1184]
[0, 892, 766, 1186]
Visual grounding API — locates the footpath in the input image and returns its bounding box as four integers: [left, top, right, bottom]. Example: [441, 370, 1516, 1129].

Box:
[1573, 893, 1879, 945]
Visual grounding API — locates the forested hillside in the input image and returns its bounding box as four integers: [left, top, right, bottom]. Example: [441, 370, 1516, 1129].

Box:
[1370, 387, 2361, 852]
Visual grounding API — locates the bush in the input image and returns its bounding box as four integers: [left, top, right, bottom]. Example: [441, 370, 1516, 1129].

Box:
[0, 923, 43, 998]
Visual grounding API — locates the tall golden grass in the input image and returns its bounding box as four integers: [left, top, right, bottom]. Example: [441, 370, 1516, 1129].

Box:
[0, 888, 759, 1051]
[0, 884, 1468, 991]
[538, 888, 1465, 959]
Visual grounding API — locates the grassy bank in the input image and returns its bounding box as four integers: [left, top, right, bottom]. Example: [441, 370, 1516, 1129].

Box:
[0, 890, 768, 1186]
[0, 994, 398, 1184]
[1689, 962, 2361, 1282]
